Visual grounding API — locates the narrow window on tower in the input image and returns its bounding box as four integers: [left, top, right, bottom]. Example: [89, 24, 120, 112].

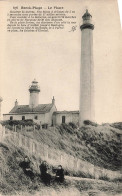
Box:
[62, 116, 66, 123]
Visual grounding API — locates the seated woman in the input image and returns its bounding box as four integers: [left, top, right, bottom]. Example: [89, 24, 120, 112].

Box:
[39, 161, 51, 185]
[55, 165, 64, 183]
[19, 156, 35, 181]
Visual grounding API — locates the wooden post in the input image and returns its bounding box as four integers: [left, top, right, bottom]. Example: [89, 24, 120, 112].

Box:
[75, 157, 78, 171]
[94, 165, 96, 179]
[29, 138, 33, 154]
[33, 142, 35, 153]
[18, 132, 22, 147]
[45, 145, 48, 160]
[32, 140, 35, 154]
[24, 136, 27, 149]
[21, 125, 23, 132]
[34, 125, 35, 131]
[1, 126, 5, 140]
[13, 132, 16, 144]
[60, 154, 63, 165]
[4, 125, 6, 134]
[40, 121, 42, 130]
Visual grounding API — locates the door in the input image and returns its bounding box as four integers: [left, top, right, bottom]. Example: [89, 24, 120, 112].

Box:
[62, 116, 66, 123]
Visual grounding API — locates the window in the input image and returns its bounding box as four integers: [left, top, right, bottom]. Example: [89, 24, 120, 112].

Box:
[62, 116, 66, 123]
[22, 116, 25, 120]
[10, 116, 13, 120]
[52, 120, 53, 126]
[42, 124, 48, 129]
[35, 115, 38, 120]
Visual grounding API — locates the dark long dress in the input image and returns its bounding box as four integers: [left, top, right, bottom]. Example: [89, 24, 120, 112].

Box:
[19, 160, 35, 180]
[56, 168, 64, 183]
[39, 163, 51, 185]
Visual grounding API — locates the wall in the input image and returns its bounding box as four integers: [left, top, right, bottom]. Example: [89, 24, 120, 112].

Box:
[3, 113, 50, 125]
[53, 112, 79, 125]
[72, 113, 79, 125]
[46, 104, 57, 126]
[0, 125, 121, 180]
[3, 113, 45, 122]
[3, 107, 79, 127]
[3, 105, 57, 126]
[29, 91, 39, 108]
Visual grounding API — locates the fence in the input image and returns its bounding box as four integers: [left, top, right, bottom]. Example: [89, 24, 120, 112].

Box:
[0, 124, 121, 180]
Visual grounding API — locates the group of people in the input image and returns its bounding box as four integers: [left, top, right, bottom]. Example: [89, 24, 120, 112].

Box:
[19, 157, 65, 185]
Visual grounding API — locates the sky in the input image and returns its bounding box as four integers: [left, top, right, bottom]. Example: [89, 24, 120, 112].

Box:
[0, 0, 122, 123]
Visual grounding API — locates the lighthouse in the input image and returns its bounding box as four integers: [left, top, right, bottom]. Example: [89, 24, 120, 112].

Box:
[0, 97, 3, 120]
[79, 10, 95, 126]
[29, 79, 40, 108]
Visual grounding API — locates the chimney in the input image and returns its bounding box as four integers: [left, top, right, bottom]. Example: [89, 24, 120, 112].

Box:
[52, 96, 55, 105]
[15, 99, 18, 106]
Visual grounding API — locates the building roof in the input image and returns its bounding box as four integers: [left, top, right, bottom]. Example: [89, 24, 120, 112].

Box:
[53, 110, 79, 115]
[9, 104, 53, 114]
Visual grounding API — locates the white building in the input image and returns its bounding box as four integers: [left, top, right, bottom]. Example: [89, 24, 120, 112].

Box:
[3, 79, 79, 127]
[3, 79, 57, 127]
[52, 111, 79, 126]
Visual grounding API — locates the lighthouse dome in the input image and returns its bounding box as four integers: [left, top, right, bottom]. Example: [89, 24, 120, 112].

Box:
[29, 79, 40, 93]
[82, 9, 92, 20]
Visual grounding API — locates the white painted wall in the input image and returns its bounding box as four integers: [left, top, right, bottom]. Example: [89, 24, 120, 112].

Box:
[3, 113, 46, 125]
[45, 104, 57, 126]
[3, 104, 57, 126]
[29, 91, 39, 108]
[53, 113, 79, 126]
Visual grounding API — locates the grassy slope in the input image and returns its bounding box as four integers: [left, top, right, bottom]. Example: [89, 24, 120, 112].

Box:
[22, 123, 121, 171]
[0, 142, 121, 196]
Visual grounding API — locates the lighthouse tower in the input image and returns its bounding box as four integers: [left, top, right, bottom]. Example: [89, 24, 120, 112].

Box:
[29, 79, 40, 108]
[79, 10, 95, 126]
[0, 97, 3, 120]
